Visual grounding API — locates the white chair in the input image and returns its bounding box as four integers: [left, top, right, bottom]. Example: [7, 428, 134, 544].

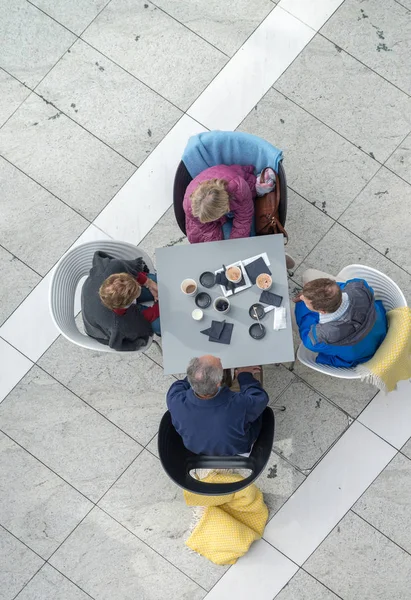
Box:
[49, 240, 155, 353]
[296, 265, 408, 379]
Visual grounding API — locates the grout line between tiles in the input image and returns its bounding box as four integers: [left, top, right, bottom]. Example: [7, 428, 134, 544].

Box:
[351, 508, 411, 559]
[95, 505, 209, 593]
[11, 565, 45, 600]
[299, 566, 345, 600]
[392, 0, 411, 9]
[319, 32, 411, 100]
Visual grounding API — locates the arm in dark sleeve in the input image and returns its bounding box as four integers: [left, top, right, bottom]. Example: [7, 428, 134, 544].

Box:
[237, 372, 269, 423]
[166, 378, 191, 410]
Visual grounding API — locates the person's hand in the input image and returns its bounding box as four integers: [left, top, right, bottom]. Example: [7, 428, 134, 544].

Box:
[146, 279, 158, 301]
[235, 366, 261, 376]
[292, 292, 303, 303]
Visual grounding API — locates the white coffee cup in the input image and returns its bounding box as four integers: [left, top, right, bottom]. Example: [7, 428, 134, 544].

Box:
[181, 278, 197, 296]
[226, 265, 242, 283]
[192, 308, 203, 321]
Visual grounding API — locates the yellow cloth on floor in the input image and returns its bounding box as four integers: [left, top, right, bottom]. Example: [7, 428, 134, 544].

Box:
[184, 472, 268, 565]
[358, 307, 411, 392]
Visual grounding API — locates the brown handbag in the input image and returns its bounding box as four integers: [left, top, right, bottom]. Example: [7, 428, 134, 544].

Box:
[255, 168, 288, 242]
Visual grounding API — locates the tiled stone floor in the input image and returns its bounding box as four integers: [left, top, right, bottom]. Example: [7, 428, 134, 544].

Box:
[1, 0, 411, 598]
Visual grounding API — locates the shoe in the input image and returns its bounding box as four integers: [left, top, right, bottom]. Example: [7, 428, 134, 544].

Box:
[286, 254, 295, 270]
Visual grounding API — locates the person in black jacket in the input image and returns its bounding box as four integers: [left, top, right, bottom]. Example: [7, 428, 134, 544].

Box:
[81, 251, 160, 351]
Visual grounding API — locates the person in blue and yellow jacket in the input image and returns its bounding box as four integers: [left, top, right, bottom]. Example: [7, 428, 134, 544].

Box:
[294, 275, 387, 368]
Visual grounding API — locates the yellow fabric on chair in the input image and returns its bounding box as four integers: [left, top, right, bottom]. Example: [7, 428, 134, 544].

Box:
[184, 472, 268, 565]
[358, 307, 411, 392]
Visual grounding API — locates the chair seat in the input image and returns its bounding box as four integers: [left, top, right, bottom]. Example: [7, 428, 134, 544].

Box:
[158, 408, 275, 495]
[49, 240, 155, 353]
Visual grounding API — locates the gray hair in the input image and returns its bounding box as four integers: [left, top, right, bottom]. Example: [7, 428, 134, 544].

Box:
[187, 357, 223, 397]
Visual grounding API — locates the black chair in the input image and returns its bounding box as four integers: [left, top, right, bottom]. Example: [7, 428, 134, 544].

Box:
[173, 160, 288, 237]
[158, 407, 275, 496]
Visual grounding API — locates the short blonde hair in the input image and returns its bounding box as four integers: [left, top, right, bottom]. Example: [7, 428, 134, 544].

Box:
[99, 273, 140, 310]
[191, 179, 229, 223]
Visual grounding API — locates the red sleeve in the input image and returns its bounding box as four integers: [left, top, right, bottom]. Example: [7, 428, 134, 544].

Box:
[136, 272, 148, 285]
[141, 303, 160, 322]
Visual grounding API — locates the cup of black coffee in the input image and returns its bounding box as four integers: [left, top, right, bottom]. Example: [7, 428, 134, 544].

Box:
[213, 296, 230, 314]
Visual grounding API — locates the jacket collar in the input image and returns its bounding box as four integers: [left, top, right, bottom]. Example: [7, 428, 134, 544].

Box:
[187, 387, 229, 407]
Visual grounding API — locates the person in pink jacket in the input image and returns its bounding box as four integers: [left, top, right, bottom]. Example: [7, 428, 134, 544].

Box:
[183, 164, 257, 244]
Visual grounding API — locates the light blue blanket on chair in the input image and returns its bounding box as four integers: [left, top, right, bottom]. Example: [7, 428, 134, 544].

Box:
[182, 130, 283, 178]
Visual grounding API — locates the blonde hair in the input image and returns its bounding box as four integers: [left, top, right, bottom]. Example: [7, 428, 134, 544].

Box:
[191, 179, 230, 223]
[99, 273, 140, 310]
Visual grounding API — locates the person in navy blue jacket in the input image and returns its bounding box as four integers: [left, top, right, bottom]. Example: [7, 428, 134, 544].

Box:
[294, 275, 387, 368]
[166, 355, 269, 456]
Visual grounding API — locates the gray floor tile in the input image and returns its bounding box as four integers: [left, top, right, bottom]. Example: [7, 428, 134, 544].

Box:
[38, 337, 174, 446]
[0, 433, 92, 559]
[99, 450, 227, 590]
[0, 367, 141, 502]
[49, 507, 206, 600]
[275, 568, 340, 600]
[353, 453, 411, 554]
[275, 35, 411, 163]
[0, 0, 75, 88]
[293, 361, 377, 417]
[0, 94, 135, 220]
[262, 364, 296, 401]
[0, 69, 30, 127]
[271, 379, 350, 471]
[396, 0, 411, 9]
[239, 88, 379, 219]
[139, 205, 188, 267]
[0, 158, 88, 276]
[294, 222, 411, 304]
[37, 40, 182, 165]
[386, 132, 411, 185]
[0, 246, 40, 326]
[339, 167, 411, 272]
[0, 527, 43, 600]
[30, 0, 108, 35]
[304, 511, 411, 600]
[402, 437, 411, 459]
[281, 190, 334, 267]
[321, 0, 411, 95]
[152, 0, 274, 56]
[15, 564, 90, 600]
[258, 451, 305, 519]
[82, 0, 227, 110]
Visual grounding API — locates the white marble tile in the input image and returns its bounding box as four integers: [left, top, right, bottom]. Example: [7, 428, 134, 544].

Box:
[264, 421, 396, 565]
[0, 527, 44, 600]
[0, 225, 110, 362]
[37, 40, 182, 165]
[94, 115, 206, 243]
[82, 0, 227, 110]
[188, 7, 315, 130]
[274, 568, 340, 599]
[0, 69, 30, 127]
[30, 0, 108, 35]
[204, 539, 298, 600]
[0, 0, 75, 88]
[359, 379, 411, 449]
[0, 433, 92, 558]
[50, 508, 206, 600]
[386, 132, 411, 185]
[278, 0, 344, 30]
[0, 339, 32, 403]
[15, 564, 90, 600]
[0, 93, 135, 221]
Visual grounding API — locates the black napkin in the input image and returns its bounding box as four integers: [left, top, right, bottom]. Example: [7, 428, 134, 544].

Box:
[200, 320, 234, 345]
[260, 290, 283, 307]
[245, 257, 272, 284]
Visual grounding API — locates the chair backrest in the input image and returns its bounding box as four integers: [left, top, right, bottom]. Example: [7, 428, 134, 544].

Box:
[49, 240, 155, 352]
[158, 408, 275, 495]
[297, 264, 408, 378]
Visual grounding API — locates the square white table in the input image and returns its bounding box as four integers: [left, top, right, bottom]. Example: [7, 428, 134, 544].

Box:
[156, 234, 295, 374]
